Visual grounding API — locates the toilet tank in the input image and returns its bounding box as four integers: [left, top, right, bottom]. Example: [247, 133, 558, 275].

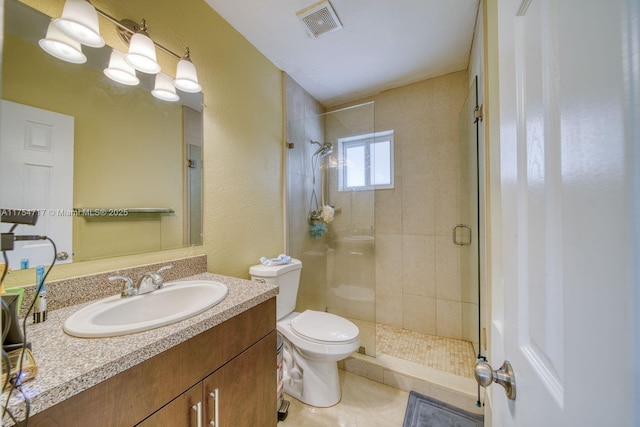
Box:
[249, 259, 302, 320]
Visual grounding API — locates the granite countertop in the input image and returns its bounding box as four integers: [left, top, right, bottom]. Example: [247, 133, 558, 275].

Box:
[2, 273, 278, 423]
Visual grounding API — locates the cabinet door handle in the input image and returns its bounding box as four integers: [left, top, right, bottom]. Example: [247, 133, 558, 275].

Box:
[192, 401, 203, 427]
[209, 388, 219, 426]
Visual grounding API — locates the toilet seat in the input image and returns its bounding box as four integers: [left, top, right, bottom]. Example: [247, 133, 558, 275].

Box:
[290, 310, 359, 344]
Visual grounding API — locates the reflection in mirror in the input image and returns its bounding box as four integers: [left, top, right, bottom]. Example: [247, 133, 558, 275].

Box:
[0, 0, 203, 269]
[184, 108, 203, 247]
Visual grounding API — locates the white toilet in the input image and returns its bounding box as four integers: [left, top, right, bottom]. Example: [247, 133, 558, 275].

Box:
[250, 258, 360, 407]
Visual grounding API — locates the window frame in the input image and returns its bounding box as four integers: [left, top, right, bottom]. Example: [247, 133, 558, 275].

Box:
[338, 130, 395, 191]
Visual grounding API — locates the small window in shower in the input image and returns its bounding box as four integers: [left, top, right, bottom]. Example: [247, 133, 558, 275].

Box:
[338, 130, 394, 191]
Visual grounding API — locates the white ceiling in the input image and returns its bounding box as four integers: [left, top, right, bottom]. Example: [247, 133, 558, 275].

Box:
[204, 0, 480, 107]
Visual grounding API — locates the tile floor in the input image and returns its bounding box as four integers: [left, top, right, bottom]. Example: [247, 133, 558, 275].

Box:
[277, 325, 480, 426]
[376, 324, 477, 378]
[278, 370, 410, 427]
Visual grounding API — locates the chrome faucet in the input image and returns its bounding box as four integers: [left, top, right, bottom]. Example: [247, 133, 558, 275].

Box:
[135, 265, 173, 292]
[109, 265, 173, 298]
[109, 275, 137, 297]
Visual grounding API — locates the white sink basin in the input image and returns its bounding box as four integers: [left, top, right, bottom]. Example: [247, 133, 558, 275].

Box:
[63, 280, 228, 338]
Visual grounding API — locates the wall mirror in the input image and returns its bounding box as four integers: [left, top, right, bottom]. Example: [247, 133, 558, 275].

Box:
[0, 0, 203, 269]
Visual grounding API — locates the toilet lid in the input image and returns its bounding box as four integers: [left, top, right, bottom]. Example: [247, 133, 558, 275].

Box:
[290, 310, 359, 343]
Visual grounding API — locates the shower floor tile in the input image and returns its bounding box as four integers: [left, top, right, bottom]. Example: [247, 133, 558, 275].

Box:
[376, 324, 476, 378]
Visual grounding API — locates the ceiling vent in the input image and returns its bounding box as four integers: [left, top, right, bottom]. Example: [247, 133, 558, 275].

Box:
[296, 1, 342, 39]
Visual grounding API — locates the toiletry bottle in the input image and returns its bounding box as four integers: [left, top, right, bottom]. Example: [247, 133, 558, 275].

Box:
[33, 265, 47, 323]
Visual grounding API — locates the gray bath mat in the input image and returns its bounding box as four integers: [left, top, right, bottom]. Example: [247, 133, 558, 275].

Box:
[402, 391, 484, 427]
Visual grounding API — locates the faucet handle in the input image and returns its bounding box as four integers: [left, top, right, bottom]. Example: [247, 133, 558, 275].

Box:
[109, 276, 137, 298]
[157, 265, 173, 275]
[151, 265, 172, 290]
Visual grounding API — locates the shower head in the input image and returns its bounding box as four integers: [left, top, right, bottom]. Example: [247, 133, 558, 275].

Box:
[317, 144, 333, 157]
[311, 141, 333, 157]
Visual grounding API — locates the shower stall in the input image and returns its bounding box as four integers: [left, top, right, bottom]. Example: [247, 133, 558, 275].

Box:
[284, 71, 483, 380]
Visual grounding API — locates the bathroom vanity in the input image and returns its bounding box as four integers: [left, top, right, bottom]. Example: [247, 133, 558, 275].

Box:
[3, 269, 278, 427]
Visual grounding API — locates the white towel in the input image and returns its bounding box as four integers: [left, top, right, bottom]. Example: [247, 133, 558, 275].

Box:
[260, 254, 291, 266]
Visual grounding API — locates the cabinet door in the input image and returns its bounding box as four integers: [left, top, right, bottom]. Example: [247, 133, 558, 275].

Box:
[137, 383, 202, 427]
[203, 331, 277, 427]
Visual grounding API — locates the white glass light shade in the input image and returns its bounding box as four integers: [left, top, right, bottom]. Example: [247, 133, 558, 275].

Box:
[174, 58, 201, 93]
[54, 0, 105, 48]
[104, 49, 139, 86]
[125, 32, 161, 74]
[39, 21, 87, 64]
[152, 73, 180, 102]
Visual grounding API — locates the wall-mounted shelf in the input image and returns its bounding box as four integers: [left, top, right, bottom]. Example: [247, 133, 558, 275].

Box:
[72, 208, 175, 217]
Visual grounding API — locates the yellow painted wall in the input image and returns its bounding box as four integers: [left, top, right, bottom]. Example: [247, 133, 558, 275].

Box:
[3, 0, 284, 287]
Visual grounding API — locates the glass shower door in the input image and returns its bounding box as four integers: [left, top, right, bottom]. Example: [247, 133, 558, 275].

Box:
[458, 75, 483, 357]
[286, 102, 377, 356]
[325, 102, 376, 355]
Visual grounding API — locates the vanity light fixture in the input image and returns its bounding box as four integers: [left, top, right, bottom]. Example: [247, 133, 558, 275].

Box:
[41, 0, 202, 98]
[124, 20, 161, 75]
[54, 0, 105, 48]
[103, 49, 140, 86]
[39, 20, 87, 64]
[174, 48, 202, 93]
[151, 73, 180, 102]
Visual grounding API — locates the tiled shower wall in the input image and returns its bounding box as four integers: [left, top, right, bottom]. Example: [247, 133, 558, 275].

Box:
[370, 71, 472, 343]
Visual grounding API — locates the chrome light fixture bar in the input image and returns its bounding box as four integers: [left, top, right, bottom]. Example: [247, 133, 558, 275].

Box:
[96, 9, 202, 98]
[40, 0, 201, 101]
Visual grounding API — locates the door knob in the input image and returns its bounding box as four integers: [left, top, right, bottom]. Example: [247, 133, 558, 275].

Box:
[474, 360, 517, 400]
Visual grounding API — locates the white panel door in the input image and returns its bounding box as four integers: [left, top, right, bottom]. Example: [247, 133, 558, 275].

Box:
[488, 0, 638, 425]
[0, 100, 74, 268]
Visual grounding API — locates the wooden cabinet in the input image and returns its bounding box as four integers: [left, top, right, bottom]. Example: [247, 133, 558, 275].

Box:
[137, 383, 203, 427]
[26, 299, 276, 427]
[137, 331, 276, 427]
[202, 331, 275, 426]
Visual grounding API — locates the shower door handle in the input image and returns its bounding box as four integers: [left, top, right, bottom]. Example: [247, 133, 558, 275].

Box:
[453, 224, 472, 245]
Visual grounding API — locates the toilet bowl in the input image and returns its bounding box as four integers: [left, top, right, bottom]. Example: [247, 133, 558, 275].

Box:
[278, 310, 360, 407]
[250, 259, 360, 407]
